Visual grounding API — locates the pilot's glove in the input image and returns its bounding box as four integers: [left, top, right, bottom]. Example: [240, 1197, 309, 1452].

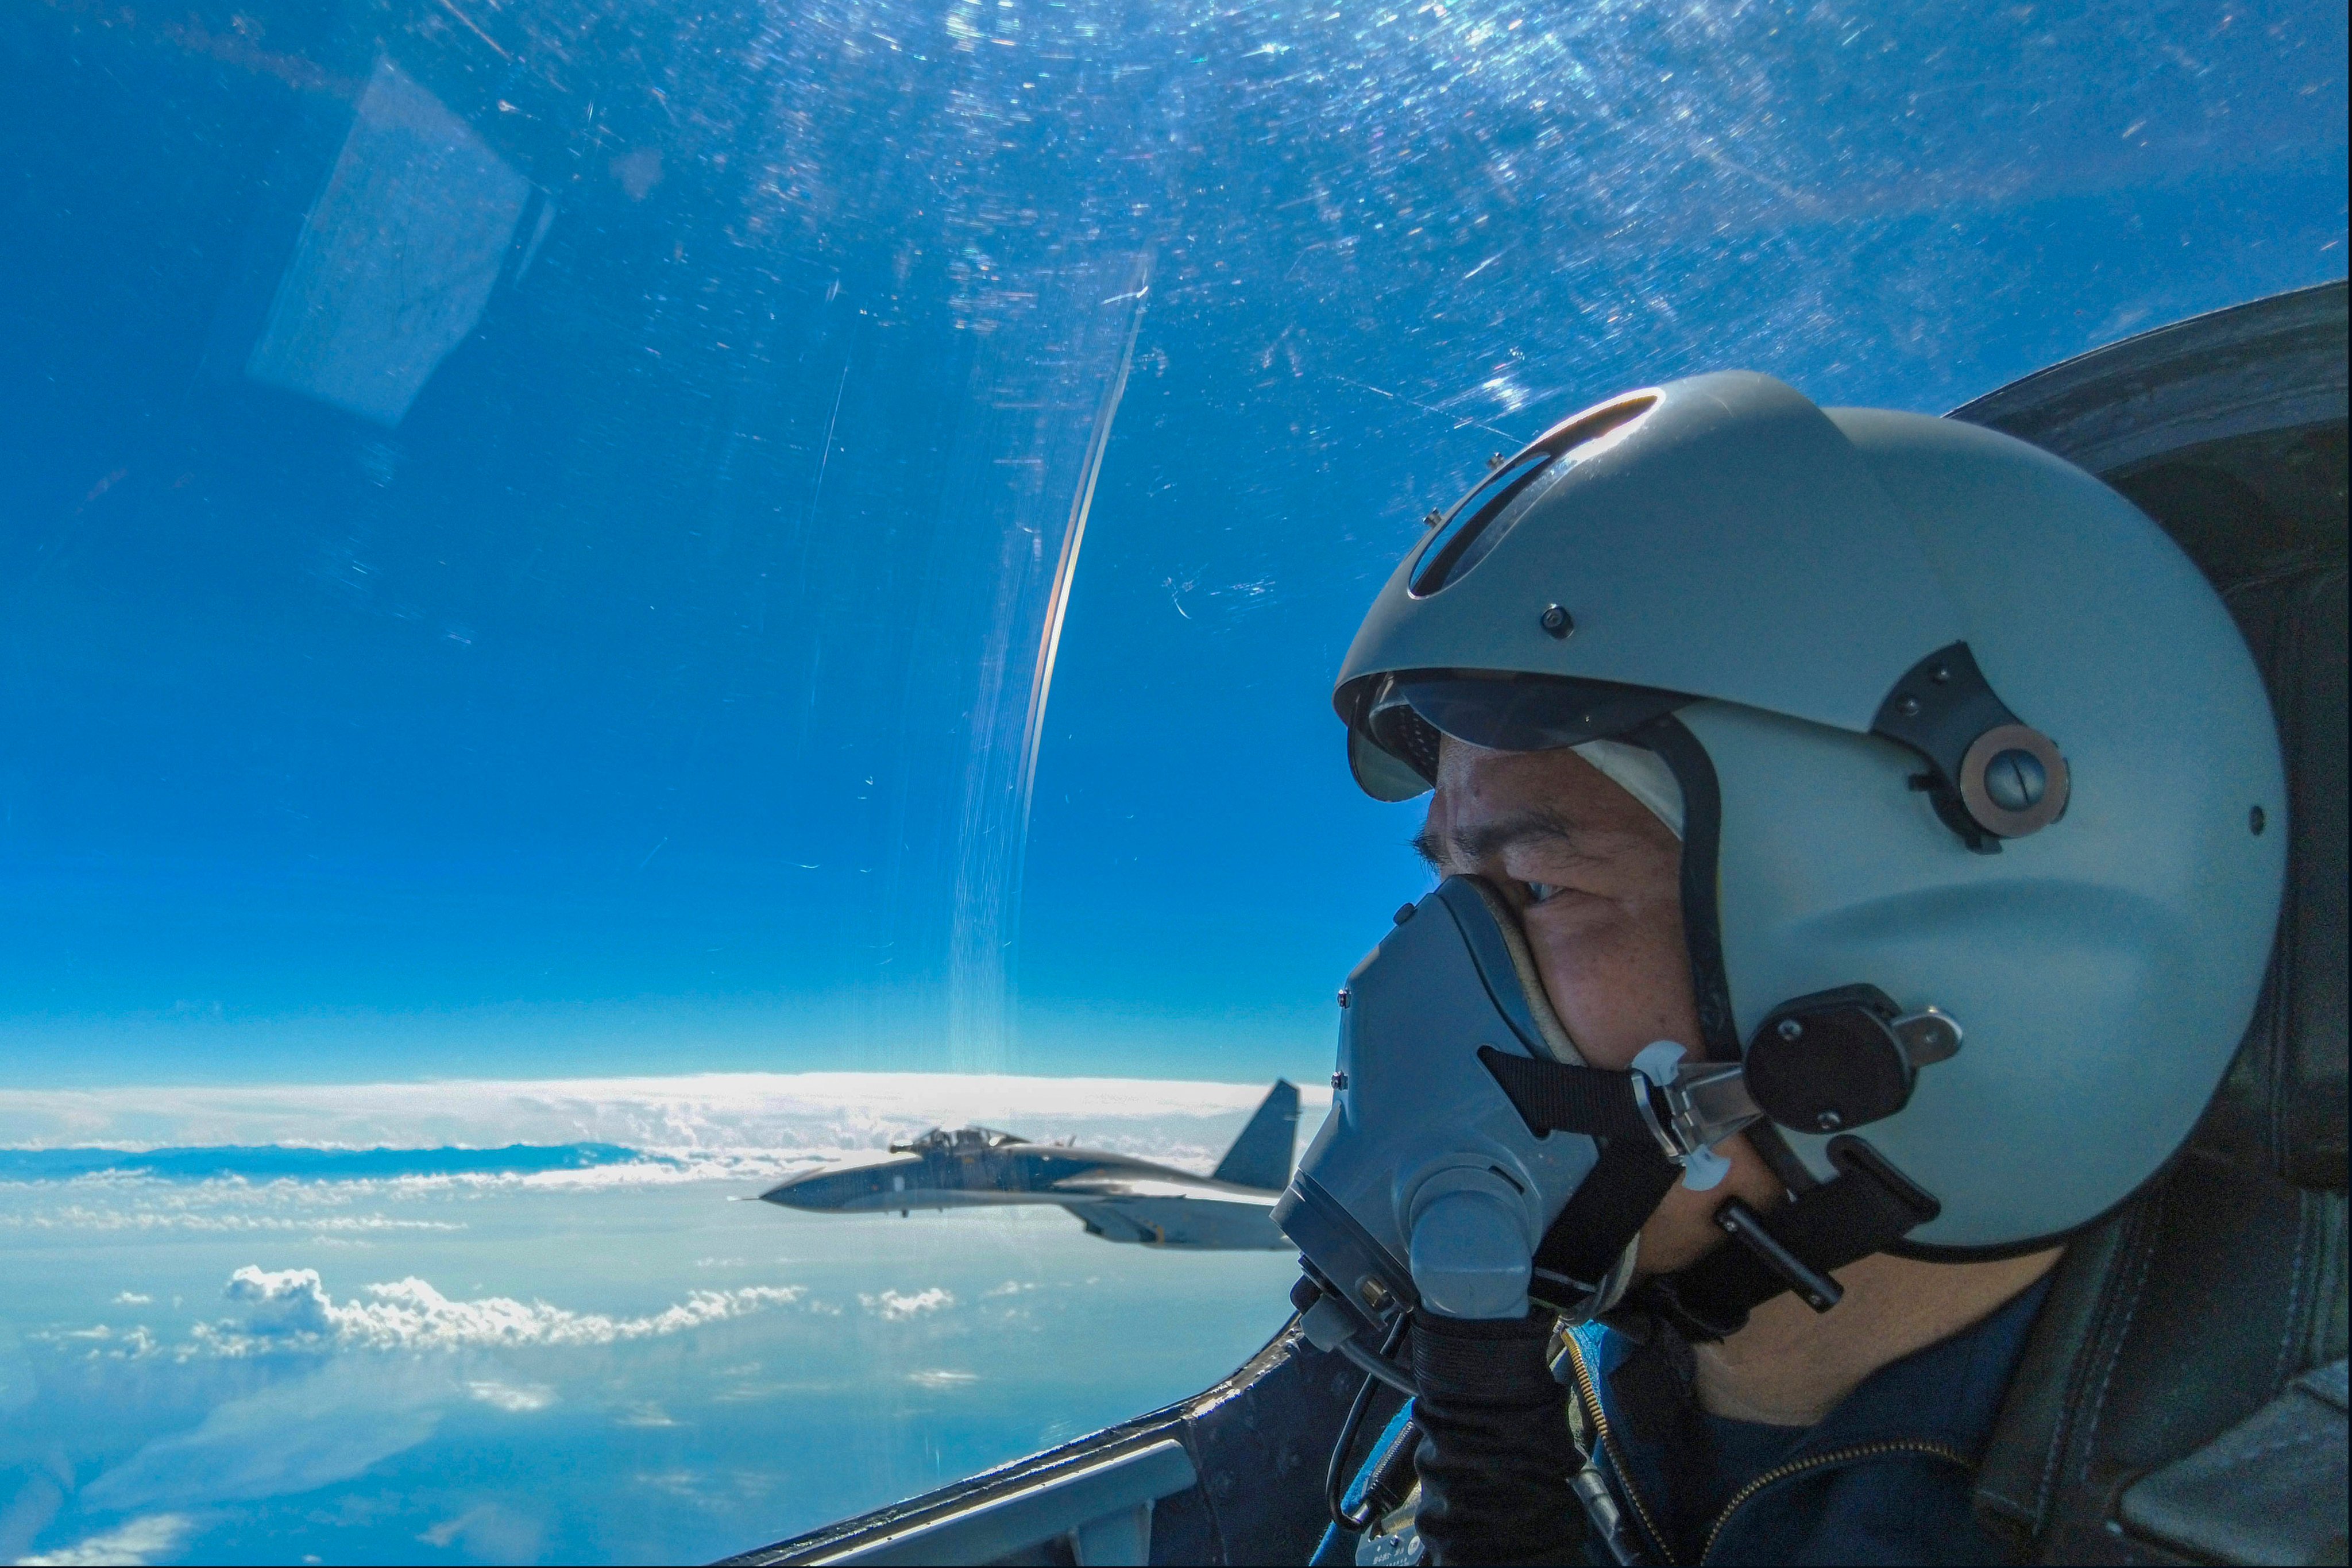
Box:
[1409, 1308, 1581, 1566]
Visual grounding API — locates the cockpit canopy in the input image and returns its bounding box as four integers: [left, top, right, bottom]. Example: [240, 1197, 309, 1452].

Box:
[889, 1126, 1029, 1154]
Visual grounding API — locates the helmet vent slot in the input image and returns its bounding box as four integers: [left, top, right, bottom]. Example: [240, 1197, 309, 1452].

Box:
[1409, 393, 1656, 597]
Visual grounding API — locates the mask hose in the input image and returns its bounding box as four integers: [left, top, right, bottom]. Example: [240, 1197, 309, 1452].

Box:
[1324, 1314, 1415, 1534]
[1408, 1308, 1586, 1566]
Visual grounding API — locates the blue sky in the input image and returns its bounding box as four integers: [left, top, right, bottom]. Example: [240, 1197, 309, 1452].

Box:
[0, 0, 2345, 1090]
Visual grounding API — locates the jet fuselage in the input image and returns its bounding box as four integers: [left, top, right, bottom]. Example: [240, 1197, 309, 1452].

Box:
[759, 1128, 1289, 1248]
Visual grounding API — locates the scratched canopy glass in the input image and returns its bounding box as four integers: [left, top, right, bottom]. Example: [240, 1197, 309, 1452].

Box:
[0, 0, 2343, 1562]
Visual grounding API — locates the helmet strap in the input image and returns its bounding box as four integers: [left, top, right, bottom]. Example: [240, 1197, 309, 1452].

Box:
[1632, 1136, 1942, 1342]
[1481, 1028, 1948, 1339]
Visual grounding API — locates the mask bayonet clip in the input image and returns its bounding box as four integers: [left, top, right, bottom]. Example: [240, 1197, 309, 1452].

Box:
[1629, 1042, 1762, 1191]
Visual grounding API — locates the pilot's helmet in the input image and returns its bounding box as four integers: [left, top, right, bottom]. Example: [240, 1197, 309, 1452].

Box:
[1335, 372, 2285, 1255]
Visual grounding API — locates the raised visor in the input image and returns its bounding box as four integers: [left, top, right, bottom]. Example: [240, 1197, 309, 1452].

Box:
[717, 1320, 1395, 1567]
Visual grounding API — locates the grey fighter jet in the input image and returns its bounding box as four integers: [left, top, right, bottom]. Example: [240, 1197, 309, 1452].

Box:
[758, 1081, 1300, 1249]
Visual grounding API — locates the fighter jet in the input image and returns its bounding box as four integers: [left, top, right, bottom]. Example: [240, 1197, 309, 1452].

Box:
[758, 1080, 1300, 1249]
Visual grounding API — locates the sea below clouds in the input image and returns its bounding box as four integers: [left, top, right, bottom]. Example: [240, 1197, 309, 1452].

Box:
[0, 1073, 1328, 1566]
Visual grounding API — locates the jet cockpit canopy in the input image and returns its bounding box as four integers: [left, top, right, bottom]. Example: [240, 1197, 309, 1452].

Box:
[888, 1126, 1029, 1154]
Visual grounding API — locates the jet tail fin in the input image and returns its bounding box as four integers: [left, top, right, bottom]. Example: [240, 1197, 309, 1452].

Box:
[1211, 1080, 1300, 1191]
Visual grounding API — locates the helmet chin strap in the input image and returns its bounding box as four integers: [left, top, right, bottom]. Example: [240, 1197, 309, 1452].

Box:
[1480, 1043, 1944, 1340]
[1637, 1136, 1942, 1339]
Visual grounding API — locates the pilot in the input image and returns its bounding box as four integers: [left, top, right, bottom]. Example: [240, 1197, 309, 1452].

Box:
[1297, 374, 2288, 1564]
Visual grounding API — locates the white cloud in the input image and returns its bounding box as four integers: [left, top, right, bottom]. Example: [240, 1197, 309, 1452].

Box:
[112, 1292, 152, 1305]
[615, 1402, 679, 1428]
[194, 1266, 808, 1356]
[14, 1513, 191, 1566]
[35, 1324, 161, 1362]
[223, 1266, 336, 1335]
[465, 1380, 553, 1413]
[0, 1204, 462, 1236]
[0, 1071, 1326, 1178]
[859, 1287, 954, 1321]
[982, 1280, 1037, 1298]
[905, 1369, 978, 1388]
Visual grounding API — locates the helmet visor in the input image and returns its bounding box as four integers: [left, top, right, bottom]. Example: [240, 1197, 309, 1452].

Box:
[1373, 672, 1692, 759]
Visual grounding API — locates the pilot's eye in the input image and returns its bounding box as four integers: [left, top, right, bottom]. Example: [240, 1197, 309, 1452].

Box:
[1524, 881, 1561, 905]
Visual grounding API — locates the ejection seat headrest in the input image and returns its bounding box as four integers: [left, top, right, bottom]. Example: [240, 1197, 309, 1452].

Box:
[2185, 555, 2346, 1193]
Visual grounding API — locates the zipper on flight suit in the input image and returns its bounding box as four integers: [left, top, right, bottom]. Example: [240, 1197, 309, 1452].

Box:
[1694, 1439, 1970, 1563]
[1559, 1332, 1973, 1566]
[1559, 1331, 1677, 1564]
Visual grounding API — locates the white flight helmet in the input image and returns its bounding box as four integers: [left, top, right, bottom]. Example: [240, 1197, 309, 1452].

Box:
[1335, 371, 2285, 1256]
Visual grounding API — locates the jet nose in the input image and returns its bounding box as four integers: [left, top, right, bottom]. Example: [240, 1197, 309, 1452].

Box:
[758, 1171, 829, 1209]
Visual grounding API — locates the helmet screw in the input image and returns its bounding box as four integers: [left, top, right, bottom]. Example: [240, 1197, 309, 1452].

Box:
[1487, 452, 1507, 469]
[1392, 903, 1417, 925]
[1895, 694, 1922, 717]
[1331, 1071, 1349, 1091]
[1984, 748, 2048, 811]
[1816, 1110, 1844, 1131]
[1539, 604, 1574, 639]
[1336, 988, 1351, 1009]
[1422, 509, 1445, 528]
[1776, 1018, 1805, 1041]
[1930, 663, 1952, 683]
[2250, 805, 2266, 836]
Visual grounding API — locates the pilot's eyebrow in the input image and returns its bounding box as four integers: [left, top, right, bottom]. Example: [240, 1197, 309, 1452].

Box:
[1416, 809, 1601, 871]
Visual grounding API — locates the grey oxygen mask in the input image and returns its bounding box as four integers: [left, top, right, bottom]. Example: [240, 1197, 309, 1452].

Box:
[1274, 875, 1771, 1351]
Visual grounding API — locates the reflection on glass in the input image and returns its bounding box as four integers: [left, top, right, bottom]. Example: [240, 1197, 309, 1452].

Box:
[0, 0, 2342, 1559]
[242, 59, 543, 427]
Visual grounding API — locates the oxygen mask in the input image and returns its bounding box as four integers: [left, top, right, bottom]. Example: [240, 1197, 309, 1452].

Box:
[1275, 876, 1771, 1380]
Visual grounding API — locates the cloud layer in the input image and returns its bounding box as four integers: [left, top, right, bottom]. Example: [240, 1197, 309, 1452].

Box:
[14, 1513, 191, 1566]
[859, 1287, 954, 1322]
[0, 1072, 1328, 1177]
[199, 1265, 808, 1355]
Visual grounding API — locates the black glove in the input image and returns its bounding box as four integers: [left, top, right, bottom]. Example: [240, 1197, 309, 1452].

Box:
[1409, 1308, 1581, 1566]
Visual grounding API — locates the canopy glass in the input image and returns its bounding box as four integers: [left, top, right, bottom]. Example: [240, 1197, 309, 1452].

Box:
[0, 0, 2342, 1559]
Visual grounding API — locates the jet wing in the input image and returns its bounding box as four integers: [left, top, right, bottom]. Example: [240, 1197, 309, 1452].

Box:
[1045, 1173, 1287, 1249]
[1048, 1173, 1277, 1204]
